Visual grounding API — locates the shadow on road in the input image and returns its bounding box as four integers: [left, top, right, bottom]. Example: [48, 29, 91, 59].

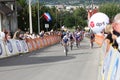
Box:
[0, 52, 75, 67]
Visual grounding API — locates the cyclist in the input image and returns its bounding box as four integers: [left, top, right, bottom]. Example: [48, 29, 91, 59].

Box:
[60, 30, 66, 44]
[61, 32, 70, 56]
[90, 33, 95, 48]
[69, 32, 74, 50]
[75, 31, 81, 48]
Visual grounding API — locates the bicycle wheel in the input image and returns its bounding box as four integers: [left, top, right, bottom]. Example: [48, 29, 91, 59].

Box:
[70, 44, 73, 50]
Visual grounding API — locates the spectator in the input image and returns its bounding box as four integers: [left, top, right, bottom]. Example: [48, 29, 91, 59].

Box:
[111, 13, 120, 52]
[13, 28, 21, 39]
[24, 31, 30, 39]
[19, 31, 25, 40]
[39, 30, 44, 37]
[4, 29, 10, 41]
[104, 24, 113, 53]
[7, 30, 11, 39]
[31, 33, 36, 39]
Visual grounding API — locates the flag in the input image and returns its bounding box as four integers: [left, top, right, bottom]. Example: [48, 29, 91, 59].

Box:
[43, 12, 52, 22]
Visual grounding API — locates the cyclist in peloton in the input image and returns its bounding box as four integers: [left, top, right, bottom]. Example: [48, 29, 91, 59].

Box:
[75, 31, 81, 48]
[61, 32, 70, 55]
[69, 32, 74, 50]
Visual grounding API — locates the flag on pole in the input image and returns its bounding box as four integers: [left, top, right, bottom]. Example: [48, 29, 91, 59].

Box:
[43, 12, 52, 22]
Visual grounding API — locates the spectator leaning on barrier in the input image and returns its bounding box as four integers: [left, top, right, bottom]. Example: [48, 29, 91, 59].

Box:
[112, 13, 120, 52]
[104, 24, 113, 53]
[0, 28, 12, 42]
[13, 28, 21, 40]
[7, 30, 11, 39]
[19, 31, 25, 40]
[4, 29, 10, 41]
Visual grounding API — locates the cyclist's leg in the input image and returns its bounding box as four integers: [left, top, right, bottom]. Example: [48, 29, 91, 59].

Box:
[70, 40, 73, 50]
[64, 43, 68, 56]
[90, 40, 93, 48]
[76, 40, 78, 48]
[71, 40, 73, 50]
[91, 41, 93, 48]
[78, 38, 81, 48]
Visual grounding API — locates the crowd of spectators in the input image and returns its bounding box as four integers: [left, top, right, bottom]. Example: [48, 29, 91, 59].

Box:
[0, 27, 61, 43]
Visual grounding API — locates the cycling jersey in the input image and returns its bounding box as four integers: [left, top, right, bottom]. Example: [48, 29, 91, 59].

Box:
[62, 35, 69, 43]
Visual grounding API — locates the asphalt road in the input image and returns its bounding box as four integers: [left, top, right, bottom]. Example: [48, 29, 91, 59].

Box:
[0, 37, 101, 80]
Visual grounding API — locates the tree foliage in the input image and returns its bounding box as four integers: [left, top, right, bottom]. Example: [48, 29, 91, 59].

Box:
[63, 13, 75, 28]
[17, 0, 88, 33]
[73, 7, 87, 29]
[99, 3, 120, 22]
[17, 0, 29, 31]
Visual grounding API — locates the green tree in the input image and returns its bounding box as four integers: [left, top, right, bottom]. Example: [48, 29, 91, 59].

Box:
[17, 1, 56, 33]
[17, 0, 88, 32]
[99, 3, 120, 22]
[17, 0, 29, 31]
[73, 7, 87, 29]
[64, 13, 75, 28]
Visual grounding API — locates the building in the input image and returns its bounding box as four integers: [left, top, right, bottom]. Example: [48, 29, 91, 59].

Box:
[0, 0, 18, 34]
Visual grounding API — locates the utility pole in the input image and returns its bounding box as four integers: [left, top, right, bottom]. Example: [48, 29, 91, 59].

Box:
[37, 0, 40, 34]
[29, 0, 33, 34]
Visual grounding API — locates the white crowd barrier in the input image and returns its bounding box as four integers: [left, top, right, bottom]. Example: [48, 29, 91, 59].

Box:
[0, 40, 7, 58]
[5, 40, 16, 57]
[0, 39, 29, 58]
[20, 40, 29, 53]
[0, 35, 61, 59]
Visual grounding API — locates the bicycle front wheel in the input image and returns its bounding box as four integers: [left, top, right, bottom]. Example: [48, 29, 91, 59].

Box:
[64, 45, 68, 56]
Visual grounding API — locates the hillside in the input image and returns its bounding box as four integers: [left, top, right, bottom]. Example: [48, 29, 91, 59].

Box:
[40, 0, 120, 5]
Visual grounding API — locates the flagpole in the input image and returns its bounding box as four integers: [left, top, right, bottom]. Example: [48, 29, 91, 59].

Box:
[37, 0, 40, 34]
[29, 0, 33, 34]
